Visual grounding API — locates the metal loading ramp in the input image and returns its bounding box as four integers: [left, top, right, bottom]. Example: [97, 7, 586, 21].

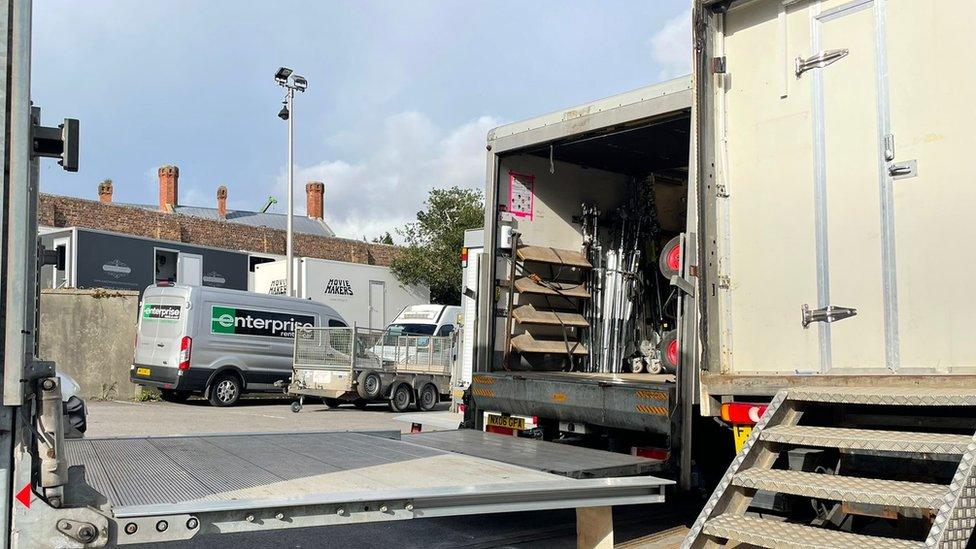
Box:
[65, 430, 670, 545]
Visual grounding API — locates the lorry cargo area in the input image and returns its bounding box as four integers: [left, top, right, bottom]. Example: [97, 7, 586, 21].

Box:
[471, 78, 693, 449]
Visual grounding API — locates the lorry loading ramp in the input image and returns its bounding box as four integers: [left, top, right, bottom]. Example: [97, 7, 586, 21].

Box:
[64, 430, 669, 546]
[682, 387, 976, 549]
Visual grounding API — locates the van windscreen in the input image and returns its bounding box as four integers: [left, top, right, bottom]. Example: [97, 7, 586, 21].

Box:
[386, 323, 436, 336]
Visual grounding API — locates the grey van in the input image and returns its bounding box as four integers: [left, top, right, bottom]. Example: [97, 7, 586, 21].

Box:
[131, 284, 345, 406]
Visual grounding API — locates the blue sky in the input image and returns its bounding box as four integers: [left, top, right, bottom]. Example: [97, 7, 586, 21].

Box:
[32, 1, 691, 240]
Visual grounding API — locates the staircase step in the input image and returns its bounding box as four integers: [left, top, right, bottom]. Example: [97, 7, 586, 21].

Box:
[787, 386, 976, 406]
[762, 425, 973, 455]
[517, 246, 592, 268]
[733, 469, 948, 509]
[702, 514, 923, 549]
[512, 304, 588, 328]
[512, 277, 590, 299]
[511, 333, 587, 355]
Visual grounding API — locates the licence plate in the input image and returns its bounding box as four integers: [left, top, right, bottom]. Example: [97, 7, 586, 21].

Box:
[136, 367, 151, 376]
[732, 425, 752, 453]
[486, 414, 525, 430]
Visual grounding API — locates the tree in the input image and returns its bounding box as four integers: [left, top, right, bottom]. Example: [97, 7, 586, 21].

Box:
[372, 232, 394, 245]
[391, 186, 484, 304]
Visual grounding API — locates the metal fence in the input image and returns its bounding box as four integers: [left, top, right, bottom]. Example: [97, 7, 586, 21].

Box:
[293, 327, 451, 374]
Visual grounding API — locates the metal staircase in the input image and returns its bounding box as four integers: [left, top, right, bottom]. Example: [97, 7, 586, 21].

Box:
[682, 387, 976, 548]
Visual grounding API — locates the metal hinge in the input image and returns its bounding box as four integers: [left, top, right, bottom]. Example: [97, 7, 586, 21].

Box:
[889, 159, 917, 180]
[795, 49, 849, 77]
[801, 304, 857, 328]
[716, 185, 730, 198]
[883, 133, 896, 161]
[711, 56, 727, 74]
[718, 276, 731, 289]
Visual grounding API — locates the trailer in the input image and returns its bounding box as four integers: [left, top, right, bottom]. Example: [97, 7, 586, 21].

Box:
[466, 1, 976, 546]
[287, 326, 454, 412]
[253, 256, 430, 331]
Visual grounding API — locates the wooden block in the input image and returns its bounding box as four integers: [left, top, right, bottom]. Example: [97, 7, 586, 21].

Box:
[513, 304, 588, 327]
[513, 277, 590, 299]
[576, 506, 613, 549]
[511, 333, 587, 355]
[518, 245, 592, 268]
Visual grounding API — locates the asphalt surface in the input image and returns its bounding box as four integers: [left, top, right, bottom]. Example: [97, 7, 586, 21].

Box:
[86, 397, 691, 548]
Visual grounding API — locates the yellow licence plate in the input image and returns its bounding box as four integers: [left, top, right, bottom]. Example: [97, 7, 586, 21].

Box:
[136, 367, 151, 376]
[486, 414, 525, 430]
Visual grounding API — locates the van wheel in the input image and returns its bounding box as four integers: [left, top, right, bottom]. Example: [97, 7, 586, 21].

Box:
[356, 371, 382, 400]
[388, 384, 411, 412]
[418, 384, 439, 412]
[208, 374, 242, 407]
[160, 389, 190, 403]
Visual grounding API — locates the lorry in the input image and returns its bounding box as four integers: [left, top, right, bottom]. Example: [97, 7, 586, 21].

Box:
[253, 256, 430, 330]
[467, 1, 976, 546]
[131, 284, 346, 406]
[0, 3, 669, 547]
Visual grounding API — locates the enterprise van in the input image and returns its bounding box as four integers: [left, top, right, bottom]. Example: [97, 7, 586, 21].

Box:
[131, 284, 345, 406]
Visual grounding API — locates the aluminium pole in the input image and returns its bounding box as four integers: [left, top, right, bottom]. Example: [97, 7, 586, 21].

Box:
[285, 88, 294, 297]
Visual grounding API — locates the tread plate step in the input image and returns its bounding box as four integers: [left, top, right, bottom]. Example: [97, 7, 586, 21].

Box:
[733, 469, 948, 509]
[787, 386, 976, 406]
[761, 425, 973, 455]
[517, 246, 591, 268]
[511, 333, 587, 355]
[702, 514, 923, 549]
[512, 277, 590, 299]
[512, 304, 588, 327]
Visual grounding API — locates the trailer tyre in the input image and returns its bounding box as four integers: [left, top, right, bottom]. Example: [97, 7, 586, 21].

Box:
[659, 235, 682, 279]
[353, 399, 369, 410]
[417, 384, 439, 412]
[659, 330, 679, 373]
[388, 384, 411, 412]
[321, 397, 342, 409]
[356, 371, 382, 400]
[208, 373, 242, 407]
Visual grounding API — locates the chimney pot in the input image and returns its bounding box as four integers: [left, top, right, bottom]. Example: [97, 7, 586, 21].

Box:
[305, 181, 325, 220]
[98, 179, 113, 204]
[216, 185, 228, 219]
[158, 165, 180, 212]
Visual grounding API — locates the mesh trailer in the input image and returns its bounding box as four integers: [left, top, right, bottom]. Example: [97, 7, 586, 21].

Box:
[288, 326, 454, 412]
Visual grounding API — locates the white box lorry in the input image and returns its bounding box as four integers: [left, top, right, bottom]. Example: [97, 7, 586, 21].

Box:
[253, 257, 430, 330]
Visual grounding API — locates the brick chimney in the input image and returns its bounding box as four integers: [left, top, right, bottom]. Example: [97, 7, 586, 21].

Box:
[98, 179, 113, 204]
[216, 186, 228, 219]
[305, 181, 324, 220]
[158, 165, 179, 212]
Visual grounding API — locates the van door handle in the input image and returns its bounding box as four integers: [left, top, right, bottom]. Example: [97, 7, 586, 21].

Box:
[795, 48, 849, 77]
[156, 343, 165, 347]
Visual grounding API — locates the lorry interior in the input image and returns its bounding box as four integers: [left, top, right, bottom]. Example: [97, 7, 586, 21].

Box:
[493, 110, 690, 379]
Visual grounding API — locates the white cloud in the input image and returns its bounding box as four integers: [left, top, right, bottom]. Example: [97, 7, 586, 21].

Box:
[282, 112, 500, 241]
[649, 9, 692, 80]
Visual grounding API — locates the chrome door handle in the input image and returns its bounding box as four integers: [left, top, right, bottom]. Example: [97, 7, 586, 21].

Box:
[795, 49, 849, 77]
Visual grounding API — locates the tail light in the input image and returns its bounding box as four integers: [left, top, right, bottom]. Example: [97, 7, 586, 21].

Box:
[720, 402, 768, 425]
[178, 336, 192, 371]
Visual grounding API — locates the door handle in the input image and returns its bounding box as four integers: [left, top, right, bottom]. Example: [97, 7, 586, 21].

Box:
[795, 49, 849, 77]
[802, 304, 857, 328]
[888, 160, 918, 180]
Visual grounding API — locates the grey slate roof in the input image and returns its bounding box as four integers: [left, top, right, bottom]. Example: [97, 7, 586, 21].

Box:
[129, 204, 335, 237]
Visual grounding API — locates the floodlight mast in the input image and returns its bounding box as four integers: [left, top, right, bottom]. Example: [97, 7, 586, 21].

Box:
[274, 67, 307, 297]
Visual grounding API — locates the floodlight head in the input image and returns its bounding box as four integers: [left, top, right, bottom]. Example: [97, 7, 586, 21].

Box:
[274, 67, 293, 84]
[277, 104, 289, 120]
[292, 75, 308, 92]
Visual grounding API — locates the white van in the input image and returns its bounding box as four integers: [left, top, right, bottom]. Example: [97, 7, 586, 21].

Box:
[131, 284, 345, 406]
[386, 304, 461, 337]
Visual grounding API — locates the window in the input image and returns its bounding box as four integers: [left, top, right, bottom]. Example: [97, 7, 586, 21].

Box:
[328, 319, 347, 328]
[436, 324, 455, 337]
[249, 256, 276, 272]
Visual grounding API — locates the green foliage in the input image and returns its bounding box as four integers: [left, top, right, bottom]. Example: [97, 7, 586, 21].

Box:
[135, 387, 162, 402]
[391, 186, 484, 304]
[372, 232, 394, 245]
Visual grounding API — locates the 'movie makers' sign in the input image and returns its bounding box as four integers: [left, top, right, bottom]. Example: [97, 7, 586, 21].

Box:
[210, 306, 314, 338]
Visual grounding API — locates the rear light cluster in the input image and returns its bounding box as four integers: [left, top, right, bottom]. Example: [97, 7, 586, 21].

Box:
[178, 336, 192, 371]
[720, 402, 768, 425]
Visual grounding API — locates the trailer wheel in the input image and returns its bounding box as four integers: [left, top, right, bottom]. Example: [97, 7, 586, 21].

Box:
[356, 371, 383, 400]
[388, 384, 411, 412]
[321, 398, 342, 409]
[659, 330, 679, 373]
[417, 384, 439, 412]
[659, 235, 682, 279]
[290, 401, 302, 413]
[353, 399, 369, 410]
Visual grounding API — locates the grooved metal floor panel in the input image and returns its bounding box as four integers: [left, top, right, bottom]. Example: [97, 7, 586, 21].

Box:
[405, 430, 660, 478]
[733, 469, 948, 509]
[65, 431, 568, 514]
